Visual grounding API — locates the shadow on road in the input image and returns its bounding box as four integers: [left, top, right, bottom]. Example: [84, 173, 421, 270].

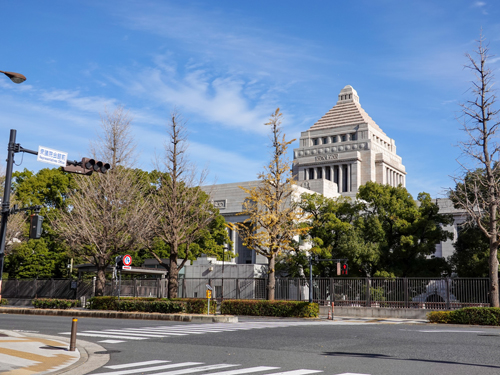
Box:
[321, 351, 500, 370]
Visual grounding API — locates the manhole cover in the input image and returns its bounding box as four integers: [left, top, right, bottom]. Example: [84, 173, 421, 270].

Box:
[94, 350, 121, 354]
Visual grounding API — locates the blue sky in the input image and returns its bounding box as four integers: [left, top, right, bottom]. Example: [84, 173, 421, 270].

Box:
[1, 0, 499, 198]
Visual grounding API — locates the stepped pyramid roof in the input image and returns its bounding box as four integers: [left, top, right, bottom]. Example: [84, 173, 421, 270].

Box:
[309, 85, 382, 132]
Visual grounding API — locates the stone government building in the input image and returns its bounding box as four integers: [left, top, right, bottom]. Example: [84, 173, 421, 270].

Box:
[293, 85, 406, 198]
[198, 85, 464, 273]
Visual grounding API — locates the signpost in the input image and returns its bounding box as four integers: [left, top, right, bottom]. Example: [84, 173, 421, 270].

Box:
[116, 255, 132, 299]
[206, 284, 213, 315]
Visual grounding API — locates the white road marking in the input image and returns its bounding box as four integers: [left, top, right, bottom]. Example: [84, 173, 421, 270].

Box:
[92, 359, 324, 375]
[265, 370, 323, 375]
[416, 330, 485, 333]
[93, 362, 203, 375]
[202, 366, 279, 375]
[98, 340, 126, 344]
[153, 364, 238, 375]
[64, 332, 148, 340]
[105, 360, 170, 369]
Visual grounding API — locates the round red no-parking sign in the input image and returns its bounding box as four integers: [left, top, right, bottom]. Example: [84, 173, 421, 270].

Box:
[122, 254, 132, 266]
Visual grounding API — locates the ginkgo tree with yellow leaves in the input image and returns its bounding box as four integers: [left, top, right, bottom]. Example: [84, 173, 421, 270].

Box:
[229, 108, 310, 300]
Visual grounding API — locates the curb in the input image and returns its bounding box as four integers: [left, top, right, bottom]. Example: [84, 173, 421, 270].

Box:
[0, 307, 238, 323]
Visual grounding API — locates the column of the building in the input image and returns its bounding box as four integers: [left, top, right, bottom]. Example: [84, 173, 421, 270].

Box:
[338, 164, 343, 193]
[346, 164, 351, 192]
[321, 166, 325, 180]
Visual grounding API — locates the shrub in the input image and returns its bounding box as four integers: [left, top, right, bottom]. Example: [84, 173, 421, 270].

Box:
[427, 311, 452, 323]
[171, 298, 217, 314]
[428, 307, 500, 326]
[116, 299, 184, 314]
[32, 298, 79, 309]
[221, 300, 319, 318]
[88, 297, 216, 314]
[0, 299, 8, 306]
[450, 307, 500, 326]
[88, 296, 119, 310]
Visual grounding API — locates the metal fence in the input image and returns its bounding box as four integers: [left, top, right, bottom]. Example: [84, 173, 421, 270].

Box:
[2, 277, 493, 310]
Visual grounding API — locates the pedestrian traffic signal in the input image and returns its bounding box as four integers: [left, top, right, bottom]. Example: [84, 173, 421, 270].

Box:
[29, 214, 44, 239]
[115, 255, 124, 271]
[341, 263, 348, 275]
[61, 157, 110, 175]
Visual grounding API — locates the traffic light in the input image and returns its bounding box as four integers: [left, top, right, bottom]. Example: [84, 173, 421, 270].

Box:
[115, 255, 124, 271]
[61, 157, 110, 175]
[341, 263, 348, 275]
[29, 214, 44, 239]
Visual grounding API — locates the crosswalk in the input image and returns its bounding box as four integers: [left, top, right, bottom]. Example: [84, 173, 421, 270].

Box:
[60, 318, 424, 344]
[90, 359, 370, 375]
[61, 320, 375, 344]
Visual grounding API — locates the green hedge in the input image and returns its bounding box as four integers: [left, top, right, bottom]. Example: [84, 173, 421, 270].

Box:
[428, 307, 500, 326]
[88, 297, 216, 314]
[32, 298, 80, 309]
[0, 298, 8, 306]
[221, 299, 319, 317]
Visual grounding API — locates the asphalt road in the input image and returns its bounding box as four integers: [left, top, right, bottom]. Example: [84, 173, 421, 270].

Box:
[2, 314, 500, 375]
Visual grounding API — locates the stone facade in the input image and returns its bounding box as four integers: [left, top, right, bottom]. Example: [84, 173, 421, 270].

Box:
[292, 85, 406, 198]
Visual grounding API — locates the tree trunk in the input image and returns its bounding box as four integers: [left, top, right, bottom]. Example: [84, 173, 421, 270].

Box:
[168, 246, 179, 298]
[489, 241, 499, 307]
[267, 255, 276, 301]
[95, 266, 107, 297]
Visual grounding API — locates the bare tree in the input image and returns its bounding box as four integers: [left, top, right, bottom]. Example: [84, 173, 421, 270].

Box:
[229, 109, 309, 300]
[450, 34, 500, 307]
[90, 105, 137, 168]
[56, 107, 152, 296]
[55, 169, 153, 295]
[150, 112, 218, 298]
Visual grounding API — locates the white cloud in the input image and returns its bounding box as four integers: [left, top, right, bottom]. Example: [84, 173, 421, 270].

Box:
[107, 62, 276, 134]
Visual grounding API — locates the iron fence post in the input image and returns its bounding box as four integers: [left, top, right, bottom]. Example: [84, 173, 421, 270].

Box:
[404, 278, 409, 308]
[446, 277, 451, 310]
[366, 278, 371, 307]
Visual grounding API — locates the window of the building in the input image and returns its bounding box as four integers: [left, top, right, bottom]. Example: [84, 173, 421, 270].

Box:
[341, 135, 347, 142]
[309, 168, 314, 179]
[317, 168, 323, 179]
[332, 136, 337, 143]
[322, 137, 328, 145]
[313, 138, 319, 146]
[351, 133, 357, 141]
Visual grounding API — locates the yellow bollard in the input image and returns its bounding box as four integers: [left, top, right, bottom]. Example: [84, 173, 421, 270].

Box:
[69, 318, 78, 351]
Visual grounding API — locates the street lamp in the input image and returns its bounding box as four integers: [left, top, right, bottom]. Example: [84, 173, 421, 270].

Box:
[0, 70, 26, 302]
[0, 70, 26, 84]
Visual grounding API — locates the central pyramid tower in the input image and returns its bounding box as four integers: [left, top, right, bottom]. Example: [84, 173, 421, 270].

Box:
[292, 85, 406, 197]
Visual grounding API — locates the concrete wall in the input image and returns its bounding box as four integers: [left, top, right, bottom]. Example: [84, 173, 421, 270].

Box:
[319, 305, 435, 320]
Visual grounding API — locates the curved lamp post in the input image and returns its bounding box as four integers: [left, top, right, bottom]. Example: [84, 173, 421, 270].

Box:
[0, 69, 26, 301]
[0, 70, 26, 84]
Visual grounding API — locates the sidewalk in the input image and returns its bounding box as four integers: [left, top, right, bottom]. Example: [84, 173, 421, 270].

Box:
[0, 329, 108, 375]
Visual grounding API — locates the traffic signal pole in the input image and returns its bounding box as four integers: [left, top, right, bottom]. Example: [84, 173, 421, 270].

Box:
[307, 256, 349, 303]
[0, 129, 45, 301]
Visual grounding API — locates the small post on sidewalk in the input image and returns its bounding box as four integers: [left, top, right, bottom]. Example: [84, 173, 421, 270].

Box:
[69, 318, 78, 351]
